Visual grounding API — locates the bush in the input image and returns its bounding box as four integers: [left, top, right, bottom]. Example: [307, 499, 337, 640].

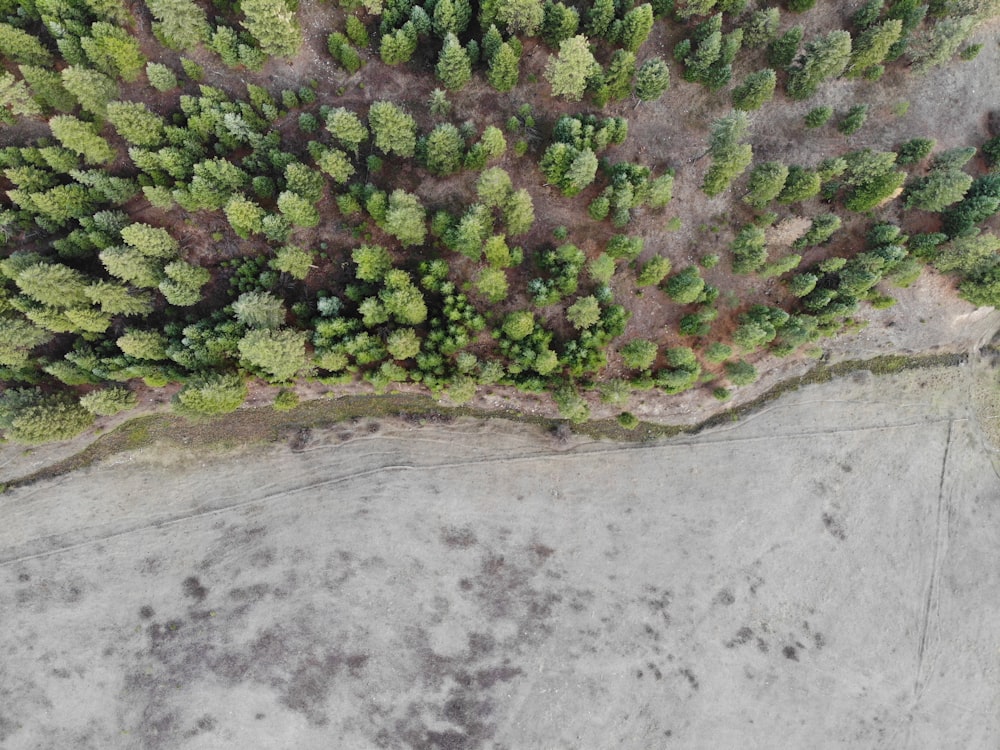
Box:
[80, 387, 138, 416]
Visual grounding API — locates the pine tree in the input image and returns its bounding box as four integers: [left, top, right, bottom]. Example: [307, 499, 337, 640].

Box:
[0, 24, 52, 66]
[744, 161, 789, 208]
[617, 3, 654, 53]
[542, 1, 580, 47]
[0, 73, 41, 122]
[60, 67, 119, 118]
[383, 189, 427, 247]
[495, 0, 545, 36]
[369, 101, 417, 157]
[845, 19, 902, 77]
[145, 62, 178, 91]
[586, 0, 616, 38]
[545, 35, 600, 101]
[276, 191, 320, 227]
[80, 22, 147, 82]
[106, 102, 165, 147]
[325, 107, 368, 154]
[240, 0, 303, 58]
[19, 66, 76, 113]
[634, 58, 670, 101]
[786, 30, 852, 100]
[436, 33, 472, 91]
[379, 22, 418, 64]
[731, 68, 775, 110]
[423, 123, 465, 175]
[146, 0, 211, 51]
[49, 116, 115, 165]
[487, 41, 520, 92]
[224, 194, 266, 237]
[504, 188, 535, 235]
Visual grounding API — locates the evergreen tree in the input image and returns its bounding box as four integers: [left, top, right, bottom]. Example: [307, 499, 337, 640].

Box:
[786, 30, 852, 100]
[379, 22, 418, 64]
[383, 189, 427, 247]
[744, 161, 789, 208]
[504, 188, 535, 235]
[224, 194, 266, 238]
[326, 107, 368, 153]
[617, 3, 654, 53]
[495, 0, 545, 36]
[146, 0, 211, 51]
[175, 373, 248, 415]
[60, 67, 119, 118]
[19, 66, 76, 113]
[240, 0, 303, 58]
[542, 1, 580, 47]
[145, 62, 178, 91]
[0, 24, 52, 66]
[545, 35, 600, 101]
[369, 101, 417, 157]
[423, 123, 465, 175]
[277, 190, 320, 227]
[731, 68, 775, 110]
[436, 33, 472, 91]
[81, 22, 146, 82]
[106, 102, 165, 147]
[846, 19, 902, 77]
[49, 116, 115, 165]
[634, 58, 670, 101]
[487, 41, 520, 92]
[586, 0, 616, 38]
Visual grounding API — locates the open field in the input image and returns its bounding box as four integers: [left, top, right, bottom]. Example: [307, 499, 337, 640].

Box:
[2, 361, 1000, 749]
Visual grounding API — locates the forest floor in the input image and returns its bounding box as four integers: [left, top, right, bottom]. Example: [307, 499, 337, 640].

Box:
[1, 354, 999, 749]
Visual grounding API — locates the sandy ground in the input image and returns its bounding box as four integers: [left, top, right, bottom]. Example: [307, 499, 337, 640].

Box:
[2, 359, 1000, 750]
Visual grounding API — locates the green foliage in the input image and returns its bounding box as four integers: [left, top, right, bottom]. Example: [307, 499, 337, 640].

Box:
[106, 102, 165, 147]
[352, 244, 391, 282]
[634, 58, 671, 102]
[476, 266, 509, 302]
[240, 0, 303, 57]
[786, 30, 852, 100]
[702, 111, 753, 196]
[795, 213, 841, 247]
[905, 163, 973, 212]
[436, 33, 472, 91]
[0, 389, 94, 444]
[838, 105, 869, 135]
[804, 106, 833, 128]
[731, 69, 775, 111]
[777, 166, 821, 203]
[239, 328, 308, 382]
[725, 359, 758, 385]
[621, 338, 657, 370]
[566, 295, 600, 329]
[544, 36, 600, 101]
[744, 161, 788, 208]
[730, 224, 768, 274]
[383, 189, 426, 247]
[495, 0, 545, 36]
[663, 266, 705, 304]
[767, 25, 802, 68]
[175, 373, 248, 416]
[846, 19, 901, 77]
[617, 3, 654, 53]
[503, 310, 535, 341]
[61, 67, 118, 118]
[636, 255, 672, 287]
[277, 190, 320, 227]
[423, 123, 465, 175]
[842, 149, 907, 211]
[743, 8, 781, 47]
[147, 0, 210, 50]
[80, 387, 138, 416]
[487, 42, 521, 92]
[369, 101, 417, 158]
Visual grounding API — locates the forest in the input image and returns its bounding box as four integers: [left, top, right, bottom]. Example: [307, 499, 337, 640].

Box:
[0, 0, 997, 442]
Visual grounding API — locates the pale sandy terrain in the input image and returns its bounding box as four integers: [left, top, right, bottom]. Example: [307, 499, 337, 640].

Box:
[2, 359, 999, 750]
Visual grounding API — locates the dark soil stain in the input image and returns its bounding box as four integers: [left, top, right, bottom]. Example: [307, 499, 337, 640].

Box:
[680, 668, 699, 690]
[783, 645, 799, 661]
[725, 626, 754, 648]
[714, 588, 735, 606]
[182, 576, 208, 602]
[139, 605, 155, 619]
[440, 526, 477, 549]
[822, 513, 847, 541]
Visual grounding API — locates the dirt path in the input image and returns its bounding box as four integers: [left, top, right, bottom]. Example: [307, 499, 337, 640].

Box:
[2, 359, 999, 749]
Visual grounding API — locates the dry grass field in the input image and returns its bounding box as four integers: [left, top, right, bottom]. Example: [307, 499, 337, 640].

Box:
[2, 357, 999, 749]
